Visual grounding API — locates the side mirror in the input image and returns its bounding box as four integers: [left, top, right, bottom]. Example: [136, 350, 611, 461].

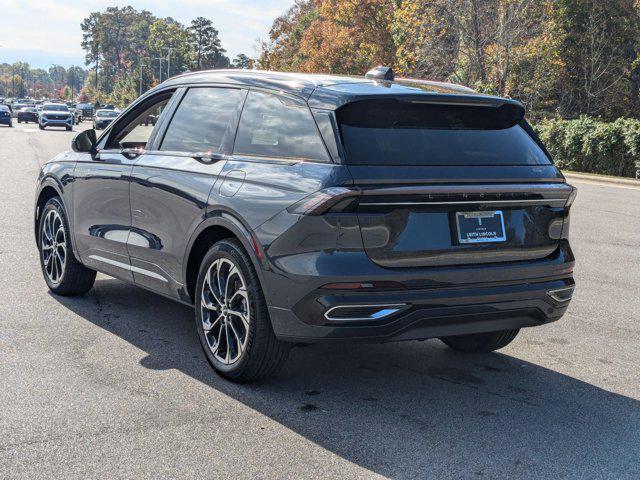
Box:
[71, 129, 97, 154]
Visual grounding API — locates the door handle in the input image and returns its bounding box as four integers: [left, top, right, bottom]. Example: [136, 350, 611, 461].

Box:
[191, 151, 225, 164]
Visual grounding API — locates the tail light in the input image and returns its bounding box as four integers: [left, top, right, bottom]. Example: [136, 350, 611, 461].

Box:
[565, 185, 577, 207]
[559, 185, 576, 239]
[287, 187, 360, 215]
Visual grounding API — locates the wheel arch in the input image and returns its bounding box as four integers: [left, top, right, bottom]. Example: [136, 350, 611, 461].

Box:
[183, 213, 264, 305]
[34, 180, 65, 244]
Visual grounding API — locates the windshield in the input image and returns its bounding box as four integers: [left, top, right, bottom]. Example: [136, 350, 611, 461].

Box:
[337, 100, 550, 166]
[97, 111, 118, 118]
[44, 105, 69, 112]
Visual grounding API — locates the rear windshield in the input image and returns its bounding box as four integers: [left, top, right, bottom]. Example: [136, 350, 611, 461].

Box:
[97, 110, 118, 117]
[337, 100, 550, 166]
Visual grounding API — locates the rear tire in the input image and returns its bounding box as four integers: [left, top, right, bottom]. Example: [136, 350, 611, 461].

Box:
[38, 197, 96, 296]
[39, 124, 44, 130]
[195, 239, 290, 382]
[440, 329, 520, 353]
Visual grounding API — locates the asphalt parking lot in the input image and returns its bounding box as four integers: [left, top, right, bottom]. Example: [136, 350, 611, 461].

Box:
[1, 120, 639, 479]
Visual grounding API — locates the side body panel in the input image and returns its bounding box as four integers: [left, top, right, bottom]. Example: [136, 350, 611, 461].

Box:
[128, 153, 228, 296]
[72, 150, 139, 281]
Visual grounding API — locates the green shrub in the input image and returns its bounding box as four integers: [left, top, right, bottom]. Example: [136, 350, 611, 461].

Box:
[535, 117, 640, 178]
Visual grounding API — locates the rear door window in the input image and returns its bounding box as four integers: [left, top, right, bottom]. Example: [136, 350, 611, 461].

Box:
[160, 87, 245, 153]
[337, 99, 551, 166]
[233, 91, 329, 161]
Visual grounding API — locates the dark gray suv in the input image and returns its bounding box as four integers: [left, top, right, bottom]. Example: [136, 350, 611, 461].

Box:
[34, 68, 576, 382]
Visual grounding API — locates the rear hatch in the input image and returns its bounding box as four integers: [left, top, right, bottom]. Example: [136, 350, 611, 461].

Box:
[336, 98, 573, 268]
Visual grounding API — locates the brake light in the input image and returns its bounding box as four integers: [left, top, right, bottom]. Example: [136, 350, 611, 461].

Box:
[287, 187, 359, 215]
[565, 185, 577, 207]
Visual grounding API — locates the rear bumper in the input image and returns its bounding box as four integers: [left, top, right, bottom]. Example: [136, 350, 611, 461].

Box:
[263, 239, 575, 343]
[270, 277, 573, 343]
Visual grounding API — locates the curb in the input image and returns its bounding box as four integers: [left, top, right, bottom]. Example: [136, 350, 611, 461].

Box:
[562, 171, 640, 187]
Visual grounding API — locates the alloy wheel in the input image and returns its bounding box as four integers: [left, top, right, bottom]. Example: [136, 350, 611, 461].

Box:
[200, 258, 251, 365]
[41, 210, 67, 284]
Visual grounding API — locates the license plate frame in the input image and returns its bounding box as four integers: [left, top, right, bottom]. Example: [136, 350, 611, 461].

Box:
[455, 210, 507, 244]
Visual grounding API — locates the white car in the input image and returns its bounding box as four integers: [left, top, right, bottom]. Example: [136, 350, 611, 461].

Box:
[39, 103, 73, 131]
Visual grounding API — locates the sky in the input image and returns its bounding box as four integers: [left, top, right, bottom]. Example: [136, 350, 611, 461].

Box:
[0, 0, 293, 69]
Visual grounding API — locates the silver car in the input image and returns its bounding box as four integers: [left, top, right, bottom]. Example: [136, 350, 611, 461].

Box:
[39, 103, 73, 131]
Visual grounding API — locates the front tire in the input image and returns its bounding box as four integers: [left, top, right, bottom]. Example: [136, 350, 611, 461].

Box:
[195, 239, 290, 382]
[440, 329, 520, 353]
[38, 197, 96, 296]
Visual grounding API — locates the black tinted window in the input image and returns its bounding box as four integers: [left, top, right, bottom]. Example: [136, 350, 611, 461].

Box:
[337, 100, 551, 166]
[161, 87, 244, 153]
[234, 91, 329, 161]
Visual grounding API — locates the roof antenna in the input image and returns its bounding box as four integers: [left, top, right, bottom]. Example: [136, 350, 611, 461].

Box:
[365, 66, 394, 81]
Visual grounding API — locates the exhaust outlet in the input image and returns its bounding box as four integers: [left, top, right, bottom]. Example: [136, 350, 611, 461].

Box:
[324, 304, 407, 321]
[547, 286, 574, 303]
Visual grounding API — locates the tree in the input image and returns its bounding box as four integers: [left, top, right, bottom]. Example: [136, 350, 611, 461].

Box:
[106, 74, 138, 107]
[552, 0, 637, 119]
[261, 0, 397, 75]
[48, 65, 67, 87]
[258, 1, 318, 71]
[232, 54, 252, 69]
[188, 17, 230, 69]
[148, 18, 194, 78]
[67, 66, 86, 98]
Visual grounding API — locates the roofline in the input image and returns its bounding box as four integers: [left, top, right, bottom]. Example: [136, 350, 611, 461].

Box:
[147, 69, 521, 112]
[163, 68, 477, 93]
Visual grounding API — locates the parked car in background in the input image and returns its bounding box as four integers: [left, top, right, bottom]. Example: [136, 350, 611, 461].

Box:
[93, 109, 119, 129]
[76, 103, 93, 120]
[17, 107, 39, 123]
[33, 68, 576, 382]
[0, 105, 12, 127]
[38, 103, 73, 131]
[12, 99, 35, 114]
[144, 113, 158, 126]
[69, 108, 82, 125]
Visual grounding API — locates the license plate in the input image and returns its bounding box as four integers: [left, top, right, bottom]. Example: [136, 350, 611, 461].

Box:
[455, 210, 506, 244]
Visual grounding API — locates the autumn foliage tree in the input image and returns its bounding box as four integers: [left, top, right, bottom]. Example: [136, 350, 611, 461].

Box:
[298, 0, 396, 74]
[259, 0, 640, 121]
